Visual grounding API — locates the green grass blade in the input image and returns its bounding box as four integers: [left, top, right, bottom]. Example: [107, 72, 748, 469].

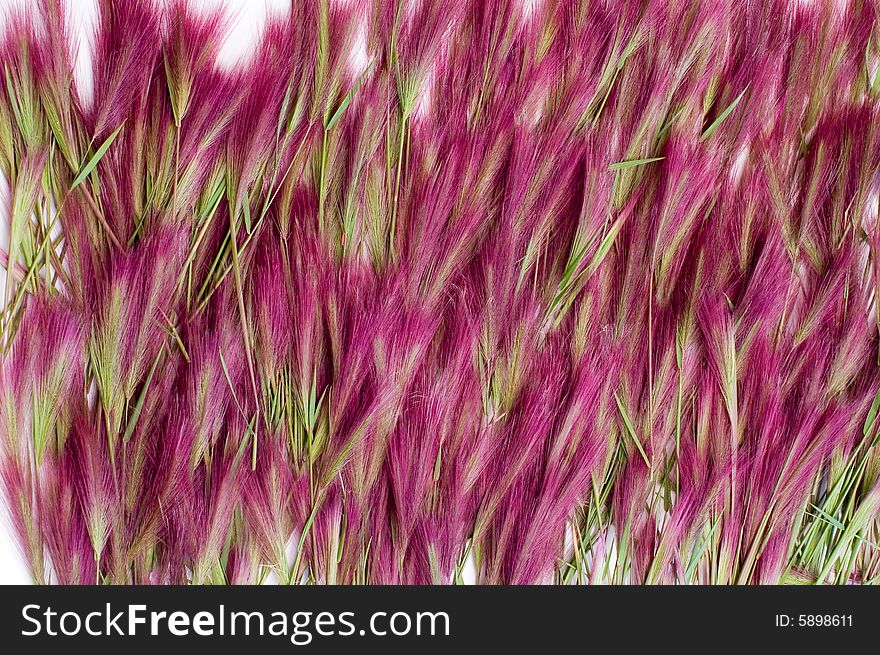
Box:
[608, 156, 665, 171]
[614, 391, 651, 468]
[71, 123, 125, 190]
[326, 62, 374, 131]
[700, 87, 748, 141]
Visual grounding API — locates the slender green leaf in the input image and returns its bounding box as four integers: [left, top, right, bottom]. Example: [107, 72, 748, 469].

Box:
[700, 87, 748, 141]
[863, 387, 880, 437]
[326, 62, 374, 131]
[71, 123, 125, 190]
[608, 156, 665, 171]
[243, 192, 252, 234]
[615, 391, 651, 468]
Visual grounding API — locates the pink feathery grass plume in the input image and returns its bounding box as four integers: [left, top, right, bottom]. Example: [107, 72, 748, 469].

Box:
[2, 0, 880, 586]
[0, 297, 85, 583]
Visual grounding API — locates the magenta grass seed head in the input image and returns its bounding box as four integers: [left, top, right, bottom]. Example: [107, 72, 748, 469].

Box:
[2, 0, 880, 585]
